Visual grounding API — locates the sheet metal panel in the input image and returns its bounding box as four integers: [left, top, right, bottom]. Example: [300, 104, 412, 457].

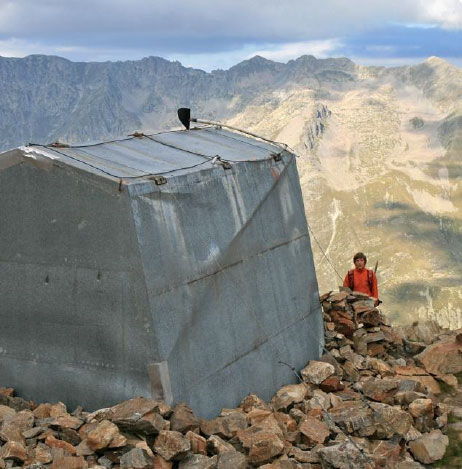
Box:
[128, 154, 323, 417]
[23, 128, 283, 181]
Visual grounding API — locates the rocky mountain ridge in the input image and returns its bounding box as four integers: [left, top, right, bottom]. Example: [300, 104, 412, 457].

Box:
[0, 54, 461, 327]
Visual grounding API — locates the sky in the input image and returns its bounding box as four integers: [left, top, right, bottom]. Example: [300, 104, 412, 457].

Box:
[0, 0, 461, 71]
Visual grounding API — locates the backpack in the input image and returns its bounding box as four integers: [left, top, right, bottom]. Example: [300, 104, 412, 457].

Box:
[348, 269, 373, 293]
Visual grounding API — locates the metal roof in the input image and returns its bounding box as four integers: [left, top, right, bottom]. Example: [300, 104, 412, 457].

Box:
[9, 127, 287, 182]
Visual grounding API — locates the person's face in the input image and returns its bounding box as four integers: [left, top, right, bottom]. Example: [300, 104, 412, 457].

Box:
[354, 258, 366, 269]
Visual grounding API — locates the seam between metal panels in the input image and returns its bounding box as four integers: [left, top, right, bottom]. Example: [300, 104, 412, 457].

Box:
[139, 156, 299, 301]
[127, 155, 292, 196]
[186, 307, 320, 389]
[0, 353, 144, 373]
[0, 259, 133, 273]
[148, 232, 309, 299]
[125, 190, 162, 361]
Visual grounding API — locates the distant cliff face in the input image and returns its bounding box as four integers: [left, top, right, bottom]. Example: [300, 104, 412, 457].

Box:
[1, 54, 461, 327]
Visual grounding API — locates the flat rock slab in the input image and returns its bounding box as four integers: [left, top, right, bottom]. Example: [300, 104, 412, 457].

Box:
[415, 338, 462, 375]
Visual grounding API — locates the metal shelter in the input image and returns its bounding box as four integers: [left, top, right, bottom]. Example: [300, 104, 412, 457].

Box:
[0, 126, 323, 417]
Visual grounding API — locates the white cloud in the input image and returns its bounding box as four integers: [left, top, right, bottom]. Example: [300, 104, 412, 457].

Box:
[0, 0, 460, 68]
[418, 0, 462, 29]
[0, 1, 459, 42]
[0, 38, 53, 57]
[0, 38, 159, 62]
[167, 40, 343, 71]
[252, 39, 343, 62]
[352, 55, 462, 68]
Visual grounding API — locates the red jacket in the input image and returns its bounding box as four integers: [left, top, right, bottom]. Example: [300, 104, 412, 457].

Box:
[343, 268, 378, 299]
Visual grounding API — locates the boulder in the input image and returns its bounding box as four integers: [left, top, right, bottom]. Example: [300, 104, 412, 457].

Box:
[45, 434, 77, 454]
[170, 404, 200, 434]
[394, 391, 427, 406]
[298, 417, 330, 446]
[50, 451, 88, 469]
[301, 361, 335, 385]
[343, 361, 360, 382]
[0, 409, 34, 443]
[32, 443, 53, 464]
[398, 375, 441, 395]
[408, 399, 433, 418]
[206, 435, 234, 455]
[216, 451, 246, 469]
[86, 420, 126, 451]
[153, 430, 191, 461]
[0, 440, 27, 462]
[369, 439, 402, 464]
[200, 411, 247, 439]
[409, 429, 449, 464]
[287, 446, 320, 463]
[270, 383, 310, 411]
[328, 401, 375, 436]
[329, 292, 350, 303]
[318, 441, 371, 469]
[320, 376, 344, 392]
[50, 414, 83, 430]
[247, 431, 285, 465]
[178, 454, 218, 469]
[0, 405, 15, 424]
[249, 413, 283, 436]
[415, 337, 462, 375]
[109, 397, 166, 434]
[333, 317, 356, 338]
[239, 394, 269, 413]
[186, 431, 207, 455]
[359, 378, 399, 403]
[399, 321, 442, 345]
[319, 352, 344, 377]
[59, 427, 82, 446]
[119, 448, 155, 469]
[359, 309, 382, 327]
[309, 389, 331, 410]
[370, 402, 412, 438]
[49, 402, 68, 418]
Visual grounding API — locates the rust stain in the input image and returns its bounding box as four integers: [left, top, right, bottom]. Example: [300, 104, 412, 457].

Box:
[271, 167, 280, 181]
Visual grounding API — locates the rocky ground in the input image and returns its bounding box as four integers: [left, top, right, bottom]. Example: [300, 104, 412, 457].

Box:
[2, 289, 462, 468]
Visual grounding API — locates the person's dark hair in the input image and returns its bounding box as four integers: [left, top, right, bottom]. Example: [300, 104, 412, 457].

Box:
[353, 252, 367, 264]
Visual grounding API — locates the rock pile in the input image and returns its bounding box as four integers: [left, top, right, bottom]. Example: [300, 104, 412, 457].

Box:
[2, 289, 462, 468]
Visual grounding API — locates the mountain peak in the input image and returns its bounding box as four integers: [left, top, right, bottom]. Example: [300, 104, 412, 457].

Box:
[426, 56, 447, 65]
[229, 55, 281, 73]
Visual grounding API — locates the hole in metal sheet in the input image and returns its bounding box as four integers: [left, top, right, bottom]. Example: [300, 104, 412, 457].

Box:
[44, 275, 49, 284]
[97, 272, 102, 281]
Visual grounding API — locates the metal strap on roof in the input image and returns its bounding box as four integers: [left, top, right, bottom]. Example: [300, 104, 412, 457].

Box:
[23, 127, 289, 182]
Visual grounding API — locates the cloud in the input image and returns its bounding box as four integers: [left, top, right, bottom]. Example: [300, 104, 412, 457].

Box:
[0, 38, 158, 62]
[168, 39, 343, 71]
[0, 1, 459, 44]
[0, 0, 460, 69]
[251, 39, 343, 62]
[418, 0, 462, 29]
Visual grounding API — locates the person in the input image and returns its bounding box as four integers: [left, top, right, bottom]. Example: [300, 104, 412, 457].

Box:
[343, 252, 379, 304]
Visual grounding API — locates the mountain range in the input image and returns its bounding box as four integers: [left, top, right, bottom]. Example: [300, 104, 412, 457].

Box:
[1, 54, 461, 327]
